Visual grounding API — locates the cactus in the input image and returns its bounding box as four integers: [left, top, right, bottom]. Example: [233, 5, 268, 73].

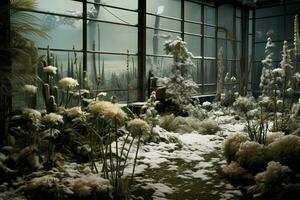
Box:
[48, 96, 57, 113]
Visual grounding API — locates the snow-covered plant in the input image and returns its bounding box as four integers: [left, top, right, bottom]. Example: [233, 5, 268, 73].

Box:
[163, 37, 199, 115]
[158, 114, 219, 134]
[222, 161, 253, 181]
[64, 106, 85, 118]
[42, 112, 64, 164]
[43, 65, 57, 75]
[266, 134, 300, 172]
[141, 91, 159, 131]
[265, 131, 285, 145]
[221, 72, 238, 107]
[236, 141, 267, 172]
[259, 37, 275, 97]
[246, 161, 292, 199]
[224, 132, 249, 162]
[255, 161, 291, 185]
[59, 77, 79, 108]
[294, 15, 300, 57]
[216, 47, 225, 100]
[22, 108, 43, 145]
[234, 96, 269, 144]
[126, 118, 150, 186]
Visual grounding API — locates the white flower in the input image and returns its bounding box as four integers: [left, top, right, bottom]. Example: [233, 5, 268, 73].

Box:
[43, 65, 57, 75]
[127, 118, 150, 137]
[59, 77, 79, 88]
[65, 107, 84, 118]
[22, 108, 41, 119]
[43, 113, 63, 126]
[88, 101, 126, 123]
[23, 84, 38, 94]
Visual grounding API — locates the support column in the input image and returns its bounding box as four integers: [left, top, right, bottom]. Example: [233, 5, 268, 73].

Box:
[240, 6, 249, 96]
[137, 0, 146, 101]
[0, 0, 11, 146]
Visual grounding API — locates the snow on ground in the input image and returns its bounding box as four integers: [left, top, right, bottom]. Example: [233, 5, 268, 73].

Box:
[123, 114, 246, 199]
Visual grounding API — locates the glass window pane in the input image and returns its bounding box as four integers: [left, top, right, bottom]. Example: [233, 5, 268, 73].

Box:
[31, 13, 83, 49]
[184, 35, 201, 56]
[255, 16, 284, 42]
[146, 29, 180, 55]
[184, 1, 201, 22]
[87, 4, 138, 25]
[286, 3, 300, 15]
[88, 0, 138, 10]
[147, 15, 181, 31]
[147, 0, 181, 18]
[204, 6, 215, 25]
[184, 22, 201, 34]
[88, 23, 137, 53]
[36, 0, 82, 16]
[204, 38, 215, 58]
[256, 6, 284, 18]
[87, 53, 138, 102]
[218, 4, 233, 33]
[236, 18, 241, 41]
[205, 26, 216, 37]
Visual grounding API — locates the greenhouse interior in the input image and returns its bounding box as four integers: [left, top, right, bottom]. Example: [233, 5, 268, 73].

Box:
[1, 0, 300, 199]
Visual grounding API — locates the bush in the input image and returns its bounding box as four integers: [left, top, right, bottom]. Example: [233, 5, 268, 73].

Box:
[224, 132, 249, 162]
[236, 141, 267, 173]
[266, 135, 300, 172]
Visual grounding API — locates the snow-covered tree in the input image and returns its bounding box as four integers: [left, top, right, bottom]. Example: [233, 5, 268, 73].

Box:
[163, 37, 198, 111]
[259, 37, 275, 97]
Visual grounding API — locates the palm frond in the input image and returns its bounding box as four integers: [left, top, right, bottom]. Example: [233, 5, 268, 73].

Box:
[10, 0, 37, 10]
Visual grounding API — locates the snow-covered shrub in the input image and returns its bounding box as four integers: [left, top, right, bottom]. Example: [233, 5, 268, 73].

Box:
[266, 135, 300, 172]
[247, 161, 293, 199]
[233, 96, 256, 113]
[220, 73, 238, 107]
[265, 132, 285, 145]
[255, 161, 291, 185]
[202, 101, 212, 111]
[224, 132, 249, 162]
[222, 161, 253, 182]
[236, 141, 267, 172]
[158, 114, 219, 134]
[198, 119, 220, 135]
[140, 91, 159, 129]
[162, 37, 200, 116]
